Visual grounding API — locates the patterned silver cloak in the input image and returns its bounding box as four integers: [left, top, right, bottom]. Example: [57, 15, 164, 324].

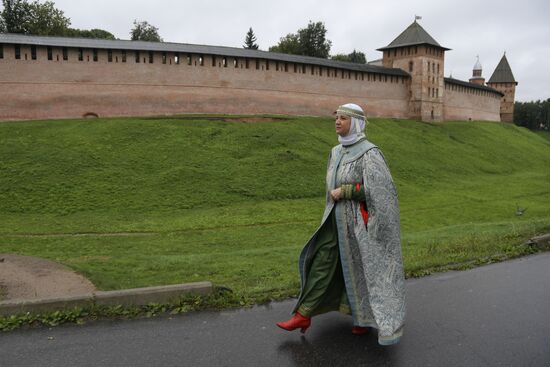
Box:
[294, 138, 406, 345]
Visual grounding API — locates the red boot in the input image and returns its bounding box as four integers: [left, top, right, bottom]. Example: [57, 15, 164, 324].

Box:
[276, 312, 311, 333]
[351, 326, 369, 335]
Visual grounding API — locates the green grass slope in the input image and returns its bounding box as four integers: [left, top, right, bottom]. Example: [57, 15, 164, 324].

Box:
[1, 116, 549, 300]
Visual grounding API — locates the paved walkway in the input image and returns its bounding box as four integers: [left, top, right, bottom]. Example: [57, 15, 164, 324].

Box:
[1, 252, 549, 367]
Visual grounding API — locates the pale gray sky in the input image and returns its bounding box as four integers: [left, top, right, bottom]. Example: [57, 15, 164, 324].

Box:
[45, 0, 550, 101]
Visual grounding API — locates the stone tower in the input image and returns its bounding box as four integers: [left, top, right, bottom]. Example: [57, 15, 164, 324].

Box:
[378, 20, 450, 122]
[487, 53, 518, 123]
[469, 56, 485, 85]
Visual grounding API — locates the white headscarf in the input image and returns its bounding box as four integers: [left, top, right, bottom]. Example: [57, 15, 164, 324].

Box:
[336, 103, 367, 146]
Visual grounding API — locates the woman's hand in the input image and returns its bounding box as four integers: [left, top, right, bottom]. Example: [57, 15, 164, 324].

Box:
[330, 188, 342, 201]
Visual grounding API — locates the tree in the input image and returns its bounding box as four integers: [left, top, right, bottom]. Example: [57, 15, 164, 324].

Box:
[269, 33, 300, 55]
[25, 0, 70, 35]
[269, 21, 332, 58]
[331, 49, 367, 64]
[243, 27, 258, 49]
[514, 99, 550, 130]
[131, 20, 162, 42]
[1, 0, 33, 33]
[65, 28, 116, 40]
[1, 0, 70, 35]
[0, 14, 6, 32]
[297, 21, 331, 58]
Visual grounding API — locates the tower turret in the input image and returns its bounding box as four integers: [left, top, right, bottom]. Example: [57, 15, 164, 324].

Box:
[378, 19, 450, 122]
[487, 53, 518, 123]
[469, 55, 485, 85]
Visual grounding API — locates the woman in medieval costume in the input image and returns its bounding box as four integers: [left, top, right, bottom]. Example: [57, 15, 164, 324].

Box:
[276, 103, 406, 345]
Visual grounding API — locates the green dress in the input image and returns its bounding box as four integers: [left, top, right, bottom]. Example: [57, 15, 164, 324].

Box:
[296, 185, 366, 317]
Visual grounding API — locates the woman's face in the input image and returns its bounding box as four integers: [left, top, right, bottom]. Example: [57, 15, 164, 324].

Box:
[335, 114, 352, 136]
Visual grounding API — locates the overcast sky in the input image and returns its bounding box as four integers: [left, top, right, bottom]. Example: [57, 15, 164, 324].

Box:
[46, 0, 550, 102]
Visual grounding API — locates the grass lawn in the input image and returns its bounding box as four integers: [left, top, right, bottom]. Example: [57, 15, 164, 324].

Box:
[1, 115, 549, 302]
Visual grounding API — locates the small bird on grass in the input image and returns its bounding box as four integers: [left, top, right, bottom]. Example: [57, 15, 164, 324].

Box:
[515, 204, 527, 216]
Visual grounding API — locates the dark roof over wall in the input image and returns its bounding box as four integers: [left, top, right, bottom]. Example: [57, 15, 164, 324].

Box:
[487, 54, 517, 84]
[377, 21, 450, 51]
[444, 77, 504, 96]
[0, 33, 410, 77]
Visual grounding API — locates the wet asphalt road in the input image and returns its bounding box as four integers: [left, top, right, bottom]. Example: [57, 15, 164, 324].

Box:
[1, 252, 549, 367]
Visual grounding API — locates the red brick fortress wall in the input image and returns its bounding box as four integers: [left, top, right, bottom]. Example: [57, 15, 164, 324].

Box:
[0, 45, 410, 121]
[443, 81, 501, 121]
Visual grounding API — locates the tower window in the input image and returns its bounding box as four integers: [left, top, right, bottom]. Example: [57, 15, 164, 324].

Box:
[212, 55, 216, 67]
[256, 59, 259, 70]
[302, 64, 306, 73]
[222, 57, 227, 67]
[265, 60, 269, 70]
[409, 61, 413, 72]
[47, 47, 52, 60]
[14, 44, 21, 59]
[31, 45, 37, 60]
[0, 44, 3, 59]
[135, 51, 140, 63]
[174, 52, 179, 64]
[275, 61, 279, 71]
[63, 47, 68, 61]
[93, 49, 98, 62]
[148, 51, 154, 63]
[78, 48, 83, 61]
[108, 49, 113, 62]
[122, 50, 127, 63]
[162, 52, 167, 64]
